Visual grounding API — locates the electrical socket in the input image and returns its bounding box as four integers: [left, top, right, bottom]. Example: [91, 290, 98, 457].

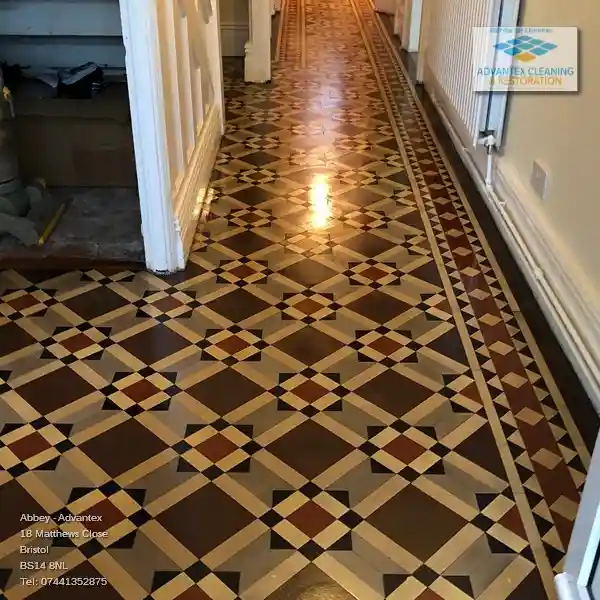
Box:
[531, 160, 549, 200]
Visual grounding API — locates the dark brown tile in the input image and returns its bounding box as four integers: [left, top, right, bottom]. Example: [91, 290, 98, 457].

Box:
[453, 424, 507, 480]
[346, 290, 412, 324]
[427, 329, 468, 365]
[120, 324, 190, 364]
[231, 186, 277, 206]
[267, 420, 353, 479]
[16, 366, 96, 414]
[219, 230, 274, 255]
[279, 259, 339, 287]
[275, 327, 344, 365]
[0, 480, 46, 542]
[206, 288, 270, 322]
[0, 3, 589, 598]
[79, 419, 168, 478]
[368, 485, 467, 561]
[63, 286, 130, 320]
[0, 321, 37, 356]
[157, 484, 254, 556]
[341, 232, 396, 258]
[356, 370, 432, 417]
[186, 368, 264, 414]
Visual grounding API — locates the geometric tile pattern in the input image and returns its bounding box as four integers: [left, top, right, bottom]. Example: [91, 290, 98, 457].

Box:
[0, 1, 590, 599]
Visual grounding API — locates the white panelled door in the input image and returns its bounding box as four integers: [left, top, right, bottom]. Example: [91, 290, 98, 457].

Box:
[119, 0, 224, 273]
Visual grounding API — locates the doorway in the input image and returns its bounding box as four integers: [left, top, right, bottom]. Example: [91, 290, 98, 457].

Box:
[0, 0, 142, 267]
[0, 0, 225, 273]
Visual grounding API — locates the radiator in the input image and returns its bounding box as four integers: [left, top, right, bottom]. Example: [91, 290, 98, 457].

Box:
[423, 0, 497, 147]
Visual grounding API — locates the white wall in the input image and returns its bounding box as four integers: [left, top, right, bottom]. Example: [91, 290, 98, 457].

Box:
[499, 0, 600, 288]
[0, 0, 125, 69]
[493, 0, 600, 406]
[220, 0, 249, 56]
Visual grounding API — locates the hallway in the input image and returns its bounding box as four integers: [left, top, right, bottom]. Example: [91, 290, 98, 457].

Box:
[0, 0, 593, 598]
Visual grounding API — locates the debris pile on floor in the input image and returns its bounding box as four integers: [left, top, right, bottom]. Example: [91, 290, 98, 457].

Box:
[0, 78, 66, 246]
[0, 63, 107, 246]
[2, 61, 107, 99]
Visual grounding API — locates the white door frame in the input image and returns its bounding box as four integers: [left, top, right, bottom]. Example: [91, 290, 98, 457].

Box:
[401, 0, 422, 52]
[119, 0, 179, 272]
[415, 0, 430, 82]
[556, 434, 600, 600]
[118, 0, 224, 273]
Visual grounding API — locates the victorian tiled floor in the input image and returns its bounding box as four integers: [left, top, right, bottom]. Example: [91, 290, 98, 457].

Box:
[0, 0, 593, 598]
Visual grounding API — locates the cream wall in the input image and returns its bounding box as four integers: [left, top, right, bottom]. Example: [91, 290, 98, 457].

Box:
[220, 0, 249, 56]
[499, 0, 600, 286]
[220, 0, 249, 24]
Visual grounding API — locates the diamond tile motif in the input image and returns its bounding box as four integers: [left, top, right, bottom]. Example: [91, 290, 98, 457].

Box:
[346, 290, 412, 324]
[279, 258, 339, 287]
[79, 419, 169, 478]
[206, 288, 271, 322]
[368, 485, 467, 561]
[267, 419, 354, 478]
[157, 484, 254, 556]
[275, 326, 344, 365]
[120, 324, 190, 364]
[0, 1, 591, 598]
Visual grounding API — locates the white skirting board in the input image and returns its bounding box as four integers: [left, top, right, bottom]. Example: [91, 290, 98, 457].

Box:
[173, 104, 222, 268]
[220, 22, 249, 57]
[493, 157, 600, 412]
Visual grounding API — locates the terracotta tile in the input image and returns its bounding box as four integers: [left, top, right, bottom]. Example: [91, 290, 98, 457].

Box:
[196, 434, 238, 462]
[123, 380, 161, 401]
[81, 499, 126, 532]
[384, 435, 426, 462]
[293, 380, 328, 402]
[61, 333, 95, 353]
[217, 335, 251, 354]
[9, 432, 51, 460]
[288, 501, 336, 536]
